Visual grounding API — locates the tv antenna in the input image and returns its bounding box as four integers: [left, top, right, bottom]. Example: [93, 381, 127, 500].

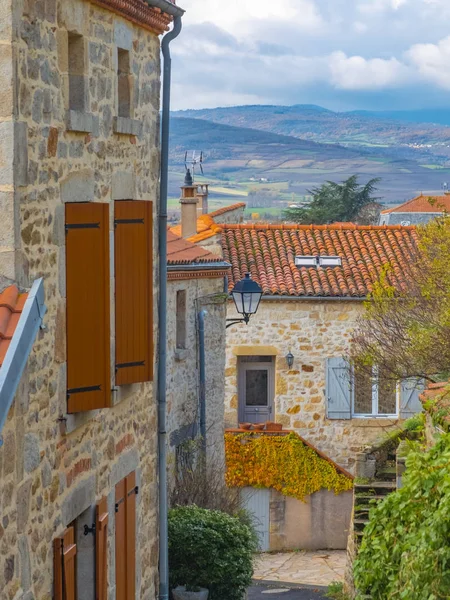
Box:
[184, 151, 204, 182]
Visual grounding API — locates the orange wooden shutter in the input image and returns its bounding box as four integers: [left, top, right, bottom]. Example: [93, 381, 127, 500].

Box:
[114, 201, 153, 385]
[96, 497, 109, 600]
[115, 479, 127, 600]
[125, 472, 137, 600]
[54, 527, 77, 600]
[66, 203, 111, 412]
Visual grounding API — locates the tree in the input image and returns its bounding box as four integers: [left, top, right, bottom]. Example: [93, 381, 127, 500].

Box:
[350, 217, 450, 383]
[284, 175, 381, 225]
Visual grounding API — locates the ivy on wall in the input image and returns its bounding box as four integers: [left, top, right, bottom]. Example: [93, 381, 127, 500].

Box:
[225, 433, 353, 501]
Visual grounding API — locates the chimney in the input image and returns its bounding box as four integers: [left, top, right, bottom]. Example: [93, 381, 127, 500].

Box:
[180, 169, 198, 238]
[197, 184, 209, 215]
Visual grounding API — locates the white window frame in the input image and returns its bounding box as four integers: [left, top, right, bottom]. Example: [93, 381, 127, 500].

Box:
[352, 366, 399, 418]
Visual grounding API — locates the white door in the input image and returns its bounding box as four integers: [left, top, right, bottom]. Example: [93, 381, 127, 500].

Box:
[241, 487, 270, 552]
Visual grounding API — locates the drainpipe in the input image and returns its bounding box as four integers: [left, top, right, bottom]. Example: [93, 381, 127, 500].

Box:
[198, 310, 207, 450]
[158, 14, 183, 600]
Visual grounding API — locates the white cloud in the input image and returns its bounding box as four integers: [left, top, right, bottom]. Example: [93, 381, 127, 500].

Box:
[407, 35, 450, 89]
[329, 51, 408, 89]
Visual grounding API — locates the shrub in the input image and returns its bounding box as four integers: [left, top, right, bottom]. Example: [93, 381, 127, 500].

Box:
[168, 505, 257, 600]
[354, 433, 450, 599]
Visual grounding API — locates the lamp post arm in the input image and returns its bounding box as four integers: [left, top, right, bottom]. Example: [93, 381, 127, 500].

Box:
[226, 315, 250, 329]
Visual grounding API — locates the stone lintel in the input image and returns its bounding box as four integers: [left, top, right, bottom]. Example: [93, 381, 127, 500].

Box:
[232, 345, 279, 357]
[61, 475, 96, 527]
[111, 171, 135, 200]
[113, 116, 142, 137]
[60, 169, 95, 203]
[110, 448, 139, 488]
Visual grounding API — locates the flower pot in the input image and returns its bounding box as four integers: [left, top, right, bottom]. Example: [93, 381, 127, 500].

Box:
[239, 423, 252, 430]
[252, 423, 265, 431]
[172, 586, 209, 600]
[265, 422, 283, 432]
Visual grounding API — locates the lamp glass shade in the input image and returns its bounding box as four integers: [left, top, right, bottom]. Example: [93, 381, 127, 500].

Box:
[286, 352, 294, 369]
[231, 273, 263, 316]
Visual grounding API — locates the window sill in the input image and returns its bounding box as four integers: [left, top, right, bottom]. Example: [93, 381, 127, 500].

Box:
[174, 348, 188, 362]
[352, 417, 399, 427]
[66, 110, 99, 135]
[64, 409, 100, 434]
[113, 116, 142, 137]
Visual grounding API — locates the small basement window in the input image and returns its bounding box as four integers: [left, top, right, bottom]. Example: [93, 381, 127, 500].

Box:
[117, 48, 131, 118]
[176, 290, 187, 349]
[68, 32, 86, 112]
[295, 255, 342, 268]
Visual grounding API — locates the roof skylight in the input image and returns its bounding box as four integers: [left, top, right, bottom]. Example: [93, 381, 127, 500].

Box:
[295, 256, 342, 268]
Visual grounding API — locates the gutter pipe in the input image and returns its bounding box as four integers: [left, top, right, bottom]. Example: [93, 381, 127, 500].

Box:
[167, 262, 231, 272]
[198, 310, 207, 450]
[145, 0, 185, 17]
[158, 15, 183, 600]
[259, 295, 366, 302]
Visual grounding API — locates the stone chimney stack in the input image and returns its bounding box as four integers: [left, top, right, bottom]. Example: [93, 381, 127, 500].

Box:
[197, 184, 209, 215]
[180, 169, 198, 238]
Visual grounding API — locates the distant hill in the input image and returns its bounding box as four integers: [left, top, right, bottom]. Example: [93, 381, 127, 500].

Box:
[172, 105, 450, 165]
[169, 117, 449, 205]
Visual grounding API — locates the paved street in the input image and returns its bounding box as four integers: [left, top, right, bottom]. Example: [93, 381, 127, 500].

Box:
[248, 583, 328, 600]
[253, 551, 346, 588]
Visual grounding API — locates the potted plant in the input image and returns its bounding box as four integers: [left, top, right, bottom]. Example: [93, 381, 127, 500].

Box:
[265, 422, 283, 432]
[172, 586, 209, 600]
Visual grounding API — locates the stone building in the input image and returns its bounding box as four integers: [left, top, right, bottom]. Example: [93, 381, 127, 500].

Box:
[0, 0, 182, 598]
[222, 223, 424, 474]
[166, 230, 230, 488]
[379, 193, 450, 225]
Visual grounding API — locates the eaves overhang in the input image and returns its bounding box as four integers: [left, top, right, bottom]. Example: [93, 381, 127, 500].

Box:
[144, 0, 185, 17]
[0, 278, 47, 442]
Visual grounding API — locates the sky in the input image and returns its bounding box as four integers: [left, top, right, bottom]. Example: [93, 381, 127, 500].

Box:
[170, 0, 450, 112]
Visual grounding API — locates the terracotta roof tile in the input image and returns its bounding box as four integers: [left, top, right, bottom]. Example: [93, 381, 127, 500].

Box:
[90, 0, 173, 34]
[0, 285, 29, 367]
[222, 224, 418, 298]
[167, 230, 224, 265]
[381, 194, 450, 214]
[169, 203, 246, 243]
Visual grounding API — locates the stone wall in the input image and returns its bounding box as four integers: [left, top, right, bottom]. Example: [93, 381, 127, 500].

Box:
[167, 276, 227, 490]
[226, 299, 402, 473]
[0, 1, 161, 598]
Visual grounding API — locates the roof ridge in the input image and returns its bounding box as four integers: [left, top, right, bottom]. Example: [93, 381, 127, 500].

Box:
[381, 194, 450, 214]
[222, 223, 416, 231]
[208, 202, 247, 218]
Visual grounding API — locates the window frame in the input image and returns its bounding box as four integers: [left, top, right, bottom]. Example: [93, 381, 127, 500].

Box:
[352, 366, 399, 419]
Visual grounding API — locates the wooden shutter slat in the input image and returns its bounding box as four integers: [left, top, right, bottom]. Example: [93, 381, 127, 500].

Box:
[96, 497, 109, 600]
[114, 201, 153, 385]
[66, 203, 111, 413]
[54, 527, 77, 600]
[125, 472, 136, 600]
[115, 479, 127, 600]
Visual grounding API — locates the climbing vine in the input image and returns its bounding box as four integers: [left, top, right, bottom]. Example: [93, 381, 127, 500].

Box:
[225, 433, 353, 501]
[354, 433, 450, 599]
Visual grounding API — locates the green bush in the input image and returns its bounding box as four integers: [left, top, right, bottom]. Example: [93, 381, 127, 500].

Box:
[168, 505, 257, 600]
[354, 433, 450, 599]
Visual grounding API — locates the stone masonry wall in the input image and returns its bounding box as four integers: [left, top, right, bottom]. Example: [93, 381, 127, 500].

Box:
[0, 1, 161, 598]
[225, 300, 401, 473]
[167, 276, 227, 490]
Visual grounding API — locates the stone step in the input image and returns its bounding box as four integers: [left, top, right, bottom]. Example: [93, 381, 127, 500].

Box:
[355, 481, 396, 489]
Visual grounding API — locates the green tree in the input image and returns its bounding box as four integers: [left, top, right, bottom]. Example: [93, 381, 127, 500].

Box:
[284, 175, 381, 225]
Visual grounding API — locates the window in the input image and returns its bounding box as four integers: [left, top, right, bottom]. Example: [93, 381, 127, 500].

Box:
[117, 48, 131, 118]
[115, 473, 137, 600]
[326, 357, 424, 420]
[176, 290, 187, 349]
[53, 498, 108, 600]
[353, 367, 398, 417]
[68, 33, 86, 112]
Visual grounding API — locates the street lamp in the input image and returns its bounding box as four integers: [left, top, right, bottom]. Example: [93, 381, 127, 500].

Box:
[226, 273, 263, 329]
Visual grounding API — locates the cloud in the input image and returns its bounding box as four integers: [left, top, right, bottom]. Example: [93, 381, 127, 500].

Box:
[330, 52, 408, 89]
[171, 0, 450, 110]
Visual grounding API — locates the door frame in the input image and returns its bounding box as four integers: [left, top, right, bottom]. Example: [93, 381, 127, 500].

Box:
[237, 357, 275, 423]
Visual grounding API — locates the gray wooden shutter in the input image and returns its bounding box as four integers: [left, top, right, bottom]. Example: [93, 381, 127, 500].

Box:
[400, 378, 425, 419]
[326, 357, 352, 420]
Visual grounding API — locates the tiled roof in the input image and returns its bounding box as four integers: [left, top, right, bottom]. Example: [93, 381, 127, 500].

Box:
[90, 0, 173, 34]
[0, 285, 29, 367]
[167, 230, 224, 265]
[222, 224, 418, 298]
[208, 203, 247, 219]
[381, 195, 450, 214]
[169, 203, 246, 243]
